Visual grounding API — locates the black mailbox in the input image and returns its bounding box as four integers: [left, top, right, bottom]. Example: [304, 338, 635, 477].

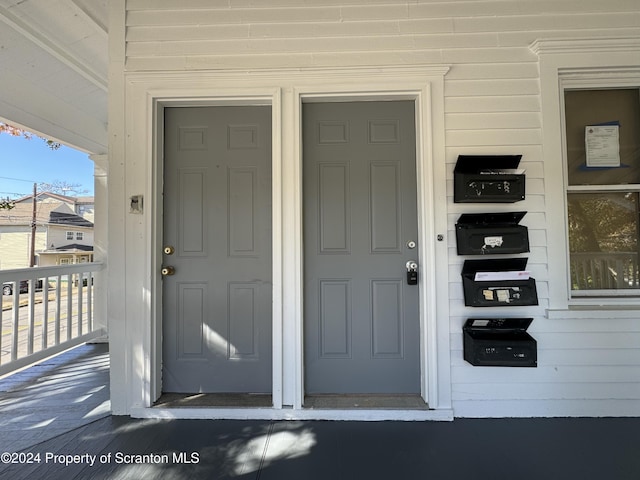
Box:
[463, 318, 537, 367]
[456, 211, 529, 255]
[454, 155, 525, 203]
[461, 258, 538, 307]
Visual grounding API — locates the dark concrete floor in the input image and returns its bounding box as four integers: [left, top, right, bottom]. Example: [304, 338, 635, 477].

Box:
[1, 344, 639, 479]
[1, 415, 639, 479]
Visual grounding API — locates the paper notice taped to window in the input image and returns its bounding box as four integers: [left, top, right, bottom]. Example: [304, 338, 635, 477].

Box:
[585, 125, 620, 167]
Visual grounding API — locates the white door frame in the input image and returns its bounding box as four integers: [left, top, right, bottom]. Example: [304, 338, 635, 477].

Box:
[292, 88, 442, 411]
[122, 66, 452, 420]
[148, 89, 283, 410]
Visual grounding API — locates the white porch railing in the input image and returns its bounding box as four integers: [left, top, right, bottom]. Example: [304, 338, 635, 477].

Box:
[0, 262, 105, 376]
[570, 252, 639, 290]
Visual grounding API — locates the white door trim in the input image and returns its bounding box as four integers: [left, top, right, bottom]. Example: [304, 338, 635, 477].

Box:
[292, 86, 444, 410]
[120, 65, 451, 419]
[144, 88, 283, 409]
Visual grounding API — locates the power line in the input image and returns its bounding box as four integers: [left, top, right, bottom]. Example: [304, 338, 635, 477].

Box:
[0, 175, 37, 183]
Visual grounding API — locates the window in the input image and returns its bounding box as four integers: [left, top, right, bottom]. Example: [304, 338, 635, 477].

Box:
[564, 88, 640, 296]
[76, 232, 84, 241]
[66, 231, 74, 240]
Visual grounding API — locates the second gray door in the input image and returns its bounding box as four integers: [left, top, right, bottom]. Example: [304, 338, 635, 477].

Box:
[303, 101, 421, 394]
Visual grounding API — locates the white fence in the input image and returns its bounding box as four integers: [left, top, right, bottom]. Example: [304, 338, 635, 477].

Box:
[0, 262, 105, 376]
[571, 253, 639, 290]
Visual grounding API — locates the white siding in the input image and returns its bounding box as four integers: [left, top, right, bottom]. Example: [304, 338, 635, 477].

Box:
[47, 225, 94, 250]
[116, 0, 640, 417]
[0, 226, 47, 269]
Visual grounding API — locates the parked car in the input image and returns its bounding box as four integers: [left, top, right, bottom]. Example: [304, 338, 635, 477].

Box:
[2, 279, 43, 296]
[2, 280, 29, 296]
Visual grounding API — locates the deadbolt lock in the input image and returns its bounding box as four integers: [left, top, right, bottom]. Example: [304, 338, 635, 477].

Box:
[163, 246, 175, 255]
[161, 266, 175, 276]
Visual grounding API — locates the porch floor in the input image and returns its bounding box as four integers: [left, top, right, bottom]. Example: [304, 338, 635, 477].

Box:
[1, 345, 639, 479]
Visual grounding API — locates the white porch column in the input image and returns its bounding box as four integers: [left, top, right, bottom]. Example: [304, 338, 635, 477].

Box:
[89, 153, 108, 340]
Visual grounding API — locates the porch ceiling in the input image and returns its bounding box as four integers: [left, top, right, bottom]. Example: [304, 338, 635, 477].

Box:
[0, 0, 107, 154]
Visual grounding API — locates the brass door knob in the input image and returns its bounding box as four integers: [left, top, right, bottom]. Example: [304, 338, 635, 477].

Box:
[161, 266, 175, 276]
[163, 246, 175, 255]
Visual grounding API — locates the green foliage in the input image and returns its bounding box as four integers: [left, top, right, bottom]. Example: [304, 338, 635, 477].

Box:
[568, 192, 638, 253]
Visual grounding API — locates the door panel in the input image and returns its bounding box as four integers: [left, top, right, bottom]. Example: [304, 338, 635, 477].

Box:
[303, 101, 420, 394]
[162, 106, 272, 393]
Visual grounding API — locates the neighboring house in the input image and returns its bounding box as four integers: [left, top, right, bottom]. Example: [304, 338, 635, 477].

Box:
[0, 197, 93, 269]
[75, 196, 95, 223]
[13, 192, 95, 223]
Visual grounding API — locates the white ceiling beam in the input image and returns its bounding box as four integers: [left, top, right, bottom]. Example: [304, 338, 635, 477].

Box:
[70, 0, 108, 35]
[0, 5, 107, 92]
[0, 67, 107, 154]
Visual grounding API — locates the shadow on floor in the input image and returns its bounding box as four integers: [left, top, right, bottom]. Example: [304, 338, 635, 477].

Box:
[1, 416, 639, 480]
[0, 343, 110, 452]
[1, 344, 639, 479]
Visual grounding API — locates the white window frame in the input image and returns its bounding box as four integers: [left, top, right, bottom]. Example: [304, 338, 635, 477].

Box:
[76, 232, 84, 241]
[66, 231, 74, 240]
[533, 37, 640, 309]
[561, 86, 640, 298]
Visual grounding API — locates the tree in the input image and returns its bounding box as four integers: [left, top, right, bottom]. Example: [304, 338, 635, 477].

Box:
[0, 198, 14, 210]
[37, 180, 88, 197]
[0, 122, 61, 150]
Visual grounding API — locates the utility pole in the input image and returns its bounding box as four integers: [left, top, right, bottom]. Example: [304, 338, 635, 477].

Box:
[30, 182, 36, 267]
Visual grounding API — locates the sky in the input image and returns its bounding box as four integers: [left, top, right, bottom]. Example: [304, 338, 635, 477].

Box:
[0, 132, 94, 200]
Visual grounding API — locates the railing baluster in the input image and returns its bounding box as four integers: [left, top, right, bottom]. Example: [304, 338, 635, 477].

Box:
[42, 276, 49, 350]
[27, 278, 35, 356]
[66, 273, 73, 341]
[11, 284, 19, 362]
[87, 272, 93, 331]
[77, 272, 84, 336]
[55, 275, 61, 346]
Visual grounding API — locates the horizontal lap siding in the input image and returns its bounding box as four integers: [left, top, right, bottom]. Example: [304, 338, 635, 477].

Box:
[124, 0, 640, 417]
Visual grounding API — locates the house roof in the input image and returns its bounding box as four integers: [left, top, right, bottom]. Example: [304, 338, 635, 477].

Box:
[42, 243, 93, 253]
[49, 211, 93, 227]
[14, 192, 80, 204]
[0, 202, 93, 227]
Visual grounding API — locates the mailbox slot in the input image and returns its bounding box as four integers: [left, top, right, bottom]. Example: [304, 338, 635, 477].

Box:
[463, 318, 537, 367]
[461, 258, 538, 307]
[456, 211, 529, 255]
[454, 155, 525, 203]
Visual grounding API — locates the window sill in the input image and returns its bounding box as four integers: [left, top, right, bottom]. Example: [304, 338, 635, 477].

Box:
[546, 305, 640, 319]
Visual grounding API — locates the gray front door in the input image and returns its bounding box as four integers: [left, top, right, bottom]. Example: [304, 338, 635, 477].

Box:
[303, 100, 420, 394]
[162, 105, 272, 393]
